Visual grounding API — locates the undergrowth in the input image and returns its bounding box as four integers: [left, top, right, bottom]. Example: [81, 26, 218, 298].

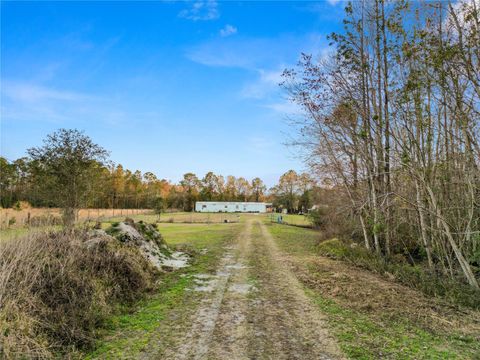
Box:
[318, 238, 480, 310]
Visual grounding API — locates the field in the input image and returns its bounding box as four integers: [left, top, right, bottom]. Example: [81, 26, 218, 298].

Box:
[0, 208, 151, 230]
[83, 215, 479, 359]
[105, 211, 242, 224]
[0, 210, 258, 242]
[2, 213, 478, 359]
[267, 213, 312, 227]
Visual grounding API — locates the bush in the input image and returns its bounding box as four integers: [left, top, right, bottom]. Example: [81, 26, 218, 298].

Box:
[0, 229, 157, 358]
[308, 208, 328, 229]
[318, 238, 480, 309]
[7, 217, 16, 227]
[13, 201, 31, 211]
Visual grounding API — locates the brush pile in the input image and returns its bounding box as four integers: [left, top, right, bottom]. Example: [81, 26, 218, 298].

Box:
[0, 219, 188, 358]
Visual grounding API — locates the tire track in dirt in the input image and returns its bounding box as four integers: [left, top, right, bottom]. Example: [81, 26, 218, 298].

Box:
[204, 220, 253, 359]
[165, 221, 252, 360]
[244, 221, 343, 360]
[159, 219, 343, 360]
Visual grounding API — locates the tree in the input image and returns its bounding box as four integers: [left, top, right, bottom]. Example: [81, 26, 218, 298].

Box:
[279, 170, 300, 213]
[235, 177, 251, 201]
[180, 172, 200, 211]
[0, 157, 16, 208]
[28, 129, 108, 227]
[251, 177, 266, 202]
[201, 171, 219, 200]
[224, 175, 237, 201]
[281, 0, 480, 288]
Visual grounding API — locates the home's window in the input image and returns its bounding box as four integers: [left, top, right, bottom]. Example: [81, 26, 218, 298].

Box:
[202, 205, 207, 209]
[236, 205, 239, 209]
[225, 205, 228, 208]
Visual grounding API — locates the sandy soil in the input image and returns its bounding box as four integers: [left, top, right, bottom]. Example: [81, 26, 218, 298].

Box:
[158, 219, 344, 360]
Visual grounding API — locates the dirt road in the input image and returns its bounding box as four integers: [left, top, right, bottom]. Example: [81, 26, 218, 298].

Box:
[159, 219, 343, 360]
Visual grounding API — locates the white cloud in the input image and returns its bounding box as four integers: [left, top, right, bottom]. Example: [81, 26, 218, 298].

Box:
[327, 0, 341, 5]
[185, 33, 326, 116]
[219, 24, 237, 37]
[1, 80, 139, 125]
[264, 101, 303, 115]
[240, 69, 284, 99]
[186, 33, 325, 69]
[2, 81, 91, 103]
[178, 0, 219, 21]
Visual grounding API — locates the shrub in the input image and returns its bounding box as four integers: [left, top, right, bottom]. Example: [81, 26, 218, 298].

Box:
[308, 208, 328, 229]
[0, 229, 157, 358]
[13, 201, 31, 211]
[7, 217, 16, 227]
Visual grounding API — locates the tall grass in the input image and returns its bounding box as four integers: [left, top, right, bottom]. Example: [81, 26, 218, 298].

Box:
[0, 229, 157, 358]
[0, 208, 152, 230]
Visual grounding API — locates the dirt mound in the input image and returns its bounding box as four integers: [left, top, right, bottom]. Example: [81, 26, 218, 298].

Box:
[106, 219, 189, 270]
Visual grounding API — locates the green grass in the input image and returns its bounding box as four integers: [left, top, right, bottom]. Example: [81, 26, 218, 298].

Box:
[85, 222, 241, 359]
[99, 212, 240, 225]
[305, 289, 479, 359]
[267, 223, 320, 255]
[0, 225, 61, 242]
[0, 227, 32, 241]
[266, 213, 312, 227]
[267, 224, 480, 360]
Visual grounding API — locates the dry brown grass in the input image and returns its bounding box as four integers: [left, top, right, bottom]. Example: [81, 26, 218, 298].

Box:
[0, 229, 157, 358]
[0, 208, 151, 229]
[158, 212, 239, 223]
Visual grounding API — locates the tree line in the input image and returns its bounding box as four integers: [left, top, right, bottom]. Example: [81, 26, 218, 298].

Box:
[0, 129, 316, 222]
[282, 0, 480, 288]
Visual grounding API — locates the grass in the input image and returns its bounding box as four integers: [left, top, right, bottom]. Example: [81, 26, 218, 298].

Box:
[1, 226, 158, 359]
[0, 210, 245, 241]
[0, 208, 150, 230]
[0, 225, 61, 242]
[316, 238, 480, 309]
[85, 222, 242, 359]
[267, 223, 480, 359]
[306, 289, 479, 359]
[266, 222, 320, 255]
[266, 213, 312, 227]
[100, 212, 240, 224]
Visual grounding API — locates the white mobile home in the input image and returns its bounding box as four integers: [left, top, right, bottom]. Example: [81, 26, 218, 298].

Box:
[195, 201, 272, 213]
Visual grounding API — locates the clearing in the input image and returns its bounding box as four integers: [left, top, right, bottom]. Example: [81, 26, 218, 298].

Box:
[86, 215, 480, 359]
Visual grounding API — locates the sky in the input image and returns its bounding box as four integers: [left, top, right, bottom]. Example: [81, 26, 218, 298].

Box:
[1, 0, 344, 186]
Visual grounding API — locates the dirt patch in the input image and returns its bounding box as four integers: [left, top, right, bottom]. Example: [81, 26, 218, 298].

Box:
[228, 283, 255, 294]
[286, 253, 480, 338]
[245, 222, 344, 360]
[139, 220, 343, 360]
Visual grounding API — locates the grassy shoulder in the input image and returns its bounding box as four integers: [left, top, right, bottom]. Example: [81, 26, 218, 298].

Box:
[265, 213, 312, 227]
[85, 222, 242, 359]
[267, 223, 480, 359]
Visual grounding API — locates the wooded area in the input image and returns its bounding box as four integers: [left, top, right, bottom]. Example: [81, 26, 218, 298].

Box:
[282, 0, 480, 288]
[0, 131, 316, 217]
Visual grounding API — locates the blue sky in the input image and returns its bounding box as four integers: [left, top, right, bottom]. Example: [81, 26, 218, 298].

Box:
[1, 0, 344, 186]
